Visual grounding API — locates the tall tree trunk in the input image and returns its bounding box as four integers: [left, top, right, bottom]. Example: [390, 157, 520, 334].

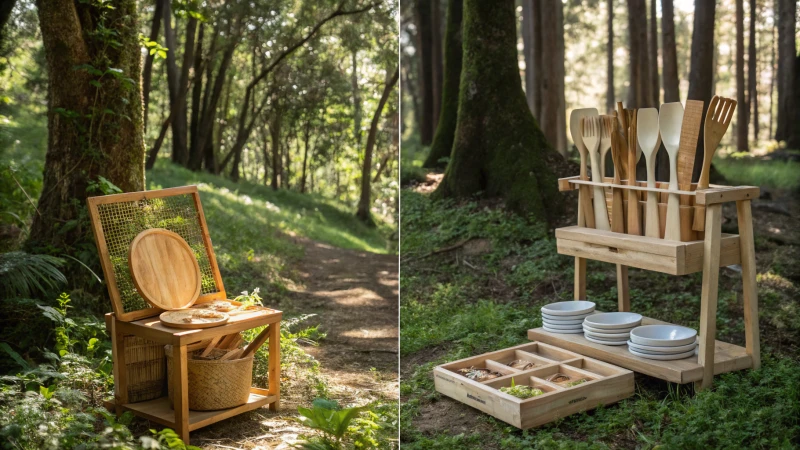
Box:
[775, 0, 796, 143]
[606, 0, 615, 113]
[522, 0, 536, 112]
[424, 0, 463, 168]
[171, 16, 197, 165]
[142, 1, 163, 131]
[188, 23, 205, 170]
[736, 0, 748, 151]
[356, 68, 398, 223]
[301, 120, 311, 193]
[748, 0, 758, 143]
[768, 20, 775, 139]
[626, 0, 651, 108]
[270, 107, 282, 190]
[415, 0, 434, 145]
[29, 0, 144, 254]
[539, 0, 566, 156]
[648, 0, 659, 106]
[431, 0, 443, 128]
[352, 49, 362, 145]
[661, 0, 679, 103]
[435, 0, 569, 220]
[687, 0, 716, 181]
[531, 0, 542, 119]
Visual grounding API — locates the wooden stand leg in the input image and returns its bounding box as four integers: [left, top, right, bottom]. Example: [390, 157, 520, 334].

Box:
[173, 343, 190, 442]
[268, 322, 281, 411]
[736, 199, 760, 370]
[616, 265, 630, 312]
[696, 204, 722, 391]
[574, 257, 586, 300]
[111, 317, 128, 412]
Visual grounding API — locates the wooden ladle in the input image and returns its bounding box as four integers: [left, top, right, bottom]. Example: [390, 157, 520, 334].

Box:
[637, 108, 661, 238]
[659, 102, 684, 241]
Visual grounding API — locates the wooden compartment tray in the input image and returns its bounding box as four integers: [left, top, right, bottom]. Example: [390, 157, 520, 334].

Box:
[433, 342, 634, 429]
[528, 315, 753, 384]
[556, 226, 741, 275]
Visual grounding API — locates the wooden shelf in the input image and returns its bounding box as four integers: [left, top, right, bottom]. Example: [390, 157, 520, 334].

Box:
[528, 316, 752, 384]
[106, 391, 277, 432]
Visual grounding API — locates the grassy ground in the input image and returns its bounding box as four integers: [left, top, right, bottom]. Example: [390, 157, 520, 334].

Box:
[399, 156, 800, 448]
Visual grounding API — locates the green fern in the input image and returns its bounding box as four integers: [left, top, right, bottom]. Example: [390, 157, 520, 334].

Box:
[0, 251, 67, 298]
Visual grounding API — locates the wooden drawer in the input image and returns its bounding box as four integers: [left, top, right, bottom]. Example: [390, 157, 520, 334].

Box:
[433, 342, 634, 429]
[555, 226, 741, 275]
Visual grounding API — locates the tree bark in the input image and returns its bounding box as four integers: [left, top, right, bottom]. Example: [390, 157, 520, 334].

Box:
[431, 0, 443, 128]
[775, 0, 796, 143]
[29, 0, 144, 253]
[142, 1, 163, 131]
[539, 0, 566, 156]
[626, 0, 651, 108]
[687, 0, 716, 181]
[736, 0, 747, 151]
[270, 105, 282, 190]
[415, 0, 435, 145]
[661, 0, 679, 103]
[301, 120, 312, 193]
[748, 0, 757, 143]
[522, 0, 536, 112]
[188, 23, 205, 170]
[356, 67, 398, 223]
[424, 0, 463, 168]
[648, 0, 659, 106]
[172, 16, 197, 165]
[606, 0, 615, 113]
[434, 0, 570, 221]
[352, 49, 362, 146]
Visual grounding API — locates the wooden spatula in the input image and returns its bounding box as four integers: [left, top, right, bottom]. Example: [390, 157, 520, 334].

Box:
[608, 114, 626, 233]
[659, 102, 684, 241]
[676, 100, 705, 188]
[626, 110, 642, 235]
[570, 108, 598, 228]
[693, 96, 737, 231]
[637, 108, 662, 238]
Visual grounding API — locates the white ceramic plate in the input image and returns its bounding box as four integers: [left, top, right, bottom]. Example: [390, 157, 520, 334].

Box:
[583, 312, 643, 330]
[627, 340, 697, 354]
[541, 301, 595, 317]
[542, 321, 584, 330]
[584, 335, 628, 346]
[583, 329, 631, 340]
[582, 323, 636, 335]
[628, 347, 696, 360]
[543, 325, 585, 334]
[542, 311, 595, 321]
[630, 325, 697, 347]
[542, 317, 585, 325]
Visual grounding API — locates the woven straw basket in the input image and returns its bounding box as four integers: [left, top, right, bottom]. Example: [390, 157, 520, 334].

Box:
[124, 336, 165, 403]
[164, 345, 254, 411]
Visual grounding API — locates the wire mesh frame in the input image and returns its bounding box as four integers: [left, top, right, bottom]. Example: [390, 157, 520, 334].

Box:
[87, 186, 226, 322]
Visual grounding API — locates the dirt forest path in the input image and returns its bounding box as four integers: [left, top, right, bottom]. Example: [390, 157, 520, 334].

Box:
[189, 238, 398, 449]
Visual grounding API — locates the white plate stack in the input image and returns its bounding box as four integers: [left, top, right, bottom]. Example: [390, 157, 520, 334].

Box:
[581, 312, 643, 346]
[628, 325, 698, 360]
[541, 301, 596, 334]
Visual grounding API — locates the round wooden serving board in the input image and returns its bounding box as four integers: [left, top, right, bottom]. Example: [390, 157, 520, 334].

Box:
[129, 228, 202, 310]
[159, 310, 230, 329]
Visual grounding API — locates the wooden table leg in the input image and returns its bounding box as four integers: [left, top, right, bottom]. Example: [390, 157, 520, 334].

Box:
[173, 343, 190, 442]
[736, 199, 760, 370]
[268, 322, 281, 411]
[616, 265, 630, 312]
[111, 316, 128, 412]
[696, 204, 722, 391]
[574, 257, 587, 300]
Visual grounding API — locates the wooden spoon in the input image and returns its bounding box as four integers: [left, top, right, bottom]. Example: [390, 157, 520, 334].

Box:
[637, 108, 662, 238]
[626, 110, 641, 235]
[693, 97, 736, 231]
[608, 114, 626, 233]
[659, 102, 684, 241]
[583, 116, 610, 230]
[570, 108, 598, 228]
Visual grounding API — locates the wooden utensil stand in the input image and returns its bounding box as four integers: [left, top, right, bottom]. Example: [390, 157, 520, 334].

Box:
[529, 176, 760, 390]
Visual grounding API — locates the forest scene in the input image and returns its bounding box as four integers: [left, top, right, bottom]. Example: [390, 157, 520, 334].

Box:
[400, 0, 800, 448]
[0, 0, 399, 449]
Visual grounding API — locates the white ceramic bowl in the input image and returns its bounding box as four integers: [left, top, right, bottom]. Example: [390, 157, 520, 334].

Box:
[542, 317, 585, 325]
[629, 325, 697, 347]
[627, 340, 697, 354]
[582, 323, 636, 335]
[584, 335, 628, 346]
[542, 311, 594, 321]
[543, 325, 585, 334]
[542, 321, 584, 330]
[628, 347, 696, 360]
[584, 329, 631, 340]
[583, 312, 642, 330]
[541, 301, 595, 317]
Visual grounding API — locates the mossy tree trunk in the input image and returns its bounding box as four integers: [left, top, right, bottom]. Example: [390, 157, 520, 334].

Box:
[423, 0, 462, 169]
[28, 0, 145, 254]
[434, 0, 569, 222]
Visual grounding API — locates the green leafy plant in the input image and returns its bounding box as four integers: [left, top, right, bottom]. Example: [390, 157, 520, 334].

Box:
[146, 428, 201, 450]
[499, 378, 543, 399]
[295, 398, 365, 450]
[0, 251, 66, 298]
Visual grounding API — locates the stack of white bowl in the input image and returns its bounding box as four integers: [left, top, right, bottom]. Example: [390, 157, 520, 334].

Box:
[541, 301, 596, 334]
[628, 325, 698, 360]
[581, 312, 643, 346]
